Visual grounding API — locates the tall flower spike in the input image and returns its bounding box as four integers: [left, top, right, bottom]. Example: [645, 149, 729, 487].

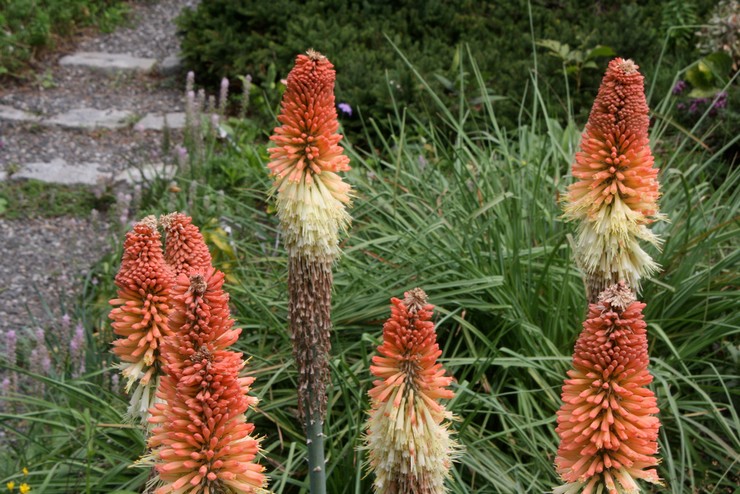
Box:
[160, 212, 213, 278]
[554, 282, 662, 494]
[147, 269, 267, 493]
[365, 289, 458, 494]
[267, 50, 353, 491]
[564, 58, 662, 301]
[109, 216, 175, 420]
[268, 49, 352, 261]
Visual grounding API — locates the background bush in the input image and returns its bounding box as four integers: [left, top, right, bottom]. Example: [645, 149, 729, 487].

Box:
[177, 0, 723, 133]
[0, 0, 129, 78]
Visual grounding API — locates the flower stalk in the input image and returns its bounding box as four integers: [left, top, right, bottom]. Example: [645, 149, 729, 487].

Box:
[147, 269, 267, 493]
[554, 282, 661, 494]
[365, 289, 458, 494]
[563, 58, 662, 302]
[267, 49, 352, 492]
[109, 216, 175, 420]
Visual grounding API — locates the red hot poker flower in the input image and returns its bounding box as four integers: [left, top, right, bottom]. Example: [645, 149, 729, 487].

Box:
[267, 49, 352, 261]
[109, 216, 175, 420]
[554, 283, 661, 494]
[160, 212, 213, 279]
[564, 59, 663, 299]
[366, 288, 458, 494]
[147, 271, 266, 493]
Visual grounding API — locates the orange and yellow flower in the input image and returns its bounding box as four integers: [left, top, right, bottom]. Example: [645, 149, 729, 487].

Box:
[160, 212, 213, 278]
[564, 58, 662, 295]
[267, 49, 352, 262]
[147, 268, 266, 493]
[365, 288, 458, 494]
[109, 216, 175, 419]
[554, 282, 661, 494]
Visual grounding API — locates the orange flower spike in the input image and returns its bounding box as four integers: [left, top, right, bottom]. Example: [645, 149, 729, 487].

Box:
[109, 215, 175, 420]
[267, 49, 352, 262]
[564, 58, 663, 299]
[366, 288, 458, 494]
[554, 282, 662, 494]
[162, 268, 240, 381]
[160, 212, 213, 279]
[148, 273, 267, 493]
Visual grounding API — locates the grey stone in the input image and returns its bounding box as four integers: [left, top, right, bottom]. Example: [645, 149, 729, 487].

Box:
[158, 54, 183, 76]
[114, 163, 177, 184]
[59, 52, 157, 73]
[44, 108, 135, 130]
[0, 104, 41, 123]
[10, 158, 109, 185]
[134, 112, 186, 131]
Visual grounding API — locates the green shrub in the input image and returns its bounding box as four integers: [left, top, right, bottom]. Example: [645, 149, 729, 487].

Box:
[177, 0, 718, 135]
[0, 0, 129, 78]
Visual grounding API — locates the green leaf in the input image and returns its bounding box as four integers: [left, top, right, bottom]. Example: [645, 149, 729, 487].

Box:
[686, 61, 715, 90]
[703, 51, 733, 82]
[586, 45, 616, 59]
[687, 87, 720, 98]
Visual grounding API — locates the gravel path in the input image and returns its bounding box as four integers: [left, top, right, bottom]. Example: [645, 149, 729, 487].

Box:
[0, 0, 198, 333]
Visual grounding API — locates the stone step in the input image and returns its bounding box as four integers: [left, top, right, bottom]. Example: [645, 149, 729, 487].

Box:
[0, 104, 41, 123]
[45, 108, 135, 130]
[0, 104, 187, 132]
[1, 159, 176, 185]
[134, 112, 186, 131]
[59, 52, 157, 74]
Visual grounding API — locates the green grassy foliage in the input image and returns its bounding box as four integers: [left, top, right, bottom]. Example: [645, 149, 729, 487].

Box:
[2, 51, 738, 492]
[0, 0, 129, 78]
[0, 179, 116, 219]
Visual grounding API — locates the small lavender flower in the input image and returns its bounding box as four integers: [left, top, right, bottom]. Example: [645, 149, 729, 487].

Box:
[417, 155, 428, 171]
[677, 102, 686, 110]
[186, 71, 195, 94]
[337, 102, 353, 116]
[713, 91, 728, 110]
[672, 80, 688, 95]
[4, 330, 17, 366]
[239, 74, 252, 119]
[111, 373, 120, 394]
[30, 328, 51, 375]
[69, 323, 86, 378]
[175, 145, 189, 170]
[219, 78, 229, 116]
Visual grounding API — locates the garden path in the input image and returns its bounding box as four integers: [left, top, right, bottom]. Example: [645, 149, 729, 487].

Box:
[0, 0, 196, 333]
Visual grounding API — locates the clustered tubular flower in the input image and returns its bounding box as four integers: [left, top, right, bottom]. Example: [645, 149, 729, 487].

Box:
[366, 288, 458, 494]
[147, 268, 267, 493]
[555, 282, 661, 494]
[267, 48, 352, 262]
[564, 58, 662, 300]
[109, 216, 174, 419]
[160, 212, 213, 278]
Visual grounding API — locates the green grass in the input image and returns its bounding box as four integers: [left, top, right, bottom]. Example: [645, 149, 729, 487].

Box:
[0, 179, 116, 219]
[1, 50, 738, 493]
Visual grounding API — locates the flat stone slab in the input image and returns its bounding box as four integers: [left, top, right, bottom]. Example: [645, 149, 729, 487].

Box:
[0, 104, 41, 123]
[115, 163, 177, 184]
[158, 54, 183, 76]
[7, 158, 108, 185]
[44, 108, 134, 129]
[134, 112, 186, 131]
[59, 52, 157, 73]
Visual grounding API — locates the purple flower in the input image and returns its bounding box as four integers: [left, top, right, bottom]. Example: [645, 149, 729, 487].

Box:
[672, 80, 688, 95]
[4, 330, 17, 366]
[30, 328, 51, 375]
[338, 102, 353, 116]
[677, 102, 686, 110]
[70, 323, 86, 378]
[712, 91, 728, 110]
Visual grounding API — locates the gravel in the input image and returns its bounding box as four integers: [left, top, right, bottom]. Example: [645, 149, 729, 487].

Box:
[0, 217, 111, 333]
[77, 0, 199, 59]
[0, 0, 199, 333]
